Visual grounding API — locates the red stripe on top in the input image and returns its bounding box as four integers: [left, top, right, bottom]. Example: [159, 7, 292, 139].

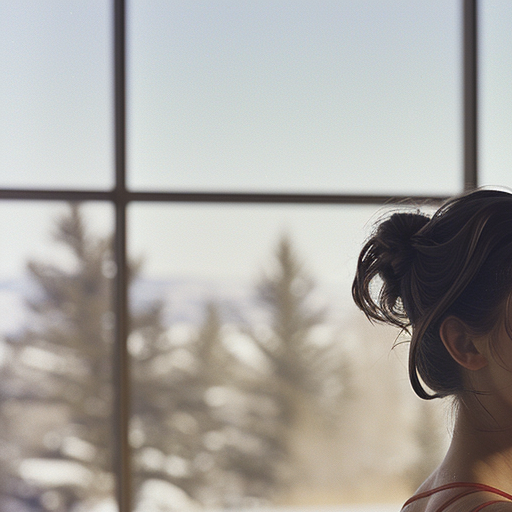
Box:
[471, 500, 510, 512]
[402, 482, 512, 511]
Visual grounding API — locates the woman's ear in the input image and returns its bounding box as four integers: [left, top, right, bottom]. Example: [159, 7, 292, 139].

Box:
[439, 316, 488, 371]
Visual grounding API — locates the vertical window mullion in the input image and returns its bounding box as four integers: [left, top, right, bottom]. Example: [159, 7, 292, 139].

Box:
[464, 0, 478, 190]
[113, 0, 132, 510]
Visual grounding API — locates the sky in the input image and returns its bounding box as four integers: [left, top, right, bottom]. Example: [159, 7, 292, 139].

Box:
[0, 0, 512, 289]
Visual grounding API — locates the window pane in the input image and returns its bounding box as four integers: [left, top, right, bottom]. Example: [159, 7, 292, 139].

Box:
[128, 0, 461, 195]
[128, 203, 448, 511]
[0, 202, 116, 511]
[0, 1, 113, 190]
[480, 1, 512, 189]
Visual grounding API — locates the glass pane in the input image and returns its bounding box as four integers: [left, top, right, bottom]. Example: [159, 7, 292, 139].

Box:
[0, 1, 113, 190]
[0, 202, 116, 511]
[128, 0, 462, 195]
[128, 203, 448, 511]
[480, 1, 512, 189]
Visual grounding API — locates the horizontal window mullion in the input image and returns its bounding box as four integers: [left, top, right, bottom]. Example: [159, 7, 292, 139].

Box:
[0, 189, 448, 205]
[0, 189, 117, 201]
[127, 191, 448, 205]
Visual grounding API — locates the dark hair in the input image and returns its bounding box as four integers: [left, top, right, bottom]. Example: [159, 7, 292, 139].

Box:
[352, 189, 512, 399]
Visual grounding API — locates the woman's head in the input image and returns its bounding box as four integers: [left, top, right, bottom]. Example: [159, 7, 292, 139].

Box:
[352, 189, 512, 399]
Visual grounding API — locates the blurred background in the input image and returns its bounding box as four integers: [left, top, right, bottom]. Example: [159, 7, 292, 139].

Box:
[0, 1, 511, 511]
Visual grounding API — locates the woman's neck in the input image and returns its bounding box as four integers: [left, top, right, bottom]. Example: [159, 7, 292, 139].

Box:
[434, 403, 512, 494]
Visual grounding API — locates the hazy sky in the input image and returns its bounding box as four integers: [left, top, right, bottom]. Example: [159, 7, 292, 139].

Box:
[1, 1, 511, 287]
[128, 0, 461, 194]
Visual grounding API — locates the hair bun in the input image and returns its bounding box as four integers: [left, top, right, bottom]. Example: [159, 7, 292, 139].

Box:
[378, 213, 430, 279]
[352, 211, 430, 328]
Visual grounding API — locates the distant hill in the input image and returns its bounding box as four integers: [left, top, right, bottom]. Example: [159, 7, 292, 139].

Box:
[1, 276, 348, 336]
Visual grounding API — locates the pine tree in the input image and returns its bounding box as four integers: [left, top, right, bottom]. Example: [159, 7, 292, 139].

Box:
[191, 302, 282, 507]
[1, 203, 167, 511]
[243, 235, 349, 495]
[132, 300, 281, 510]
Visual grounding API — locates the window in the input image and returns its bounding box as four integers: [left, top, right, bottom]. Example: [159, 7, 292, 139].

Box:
[0, 1, 487, 511]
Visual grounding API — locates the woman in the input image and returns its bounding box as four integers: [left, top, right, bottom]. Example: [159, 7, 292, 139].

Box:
[352, 189, 512, 512]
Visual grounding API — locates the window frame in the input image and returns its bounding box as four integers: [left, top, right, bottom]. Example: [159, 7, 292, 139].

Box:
[0, 0, 478, 510]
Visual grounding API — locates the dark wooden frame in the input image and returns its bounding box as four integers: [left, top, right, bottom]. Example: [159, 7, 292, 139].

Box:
[0, 1, 478, 510]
